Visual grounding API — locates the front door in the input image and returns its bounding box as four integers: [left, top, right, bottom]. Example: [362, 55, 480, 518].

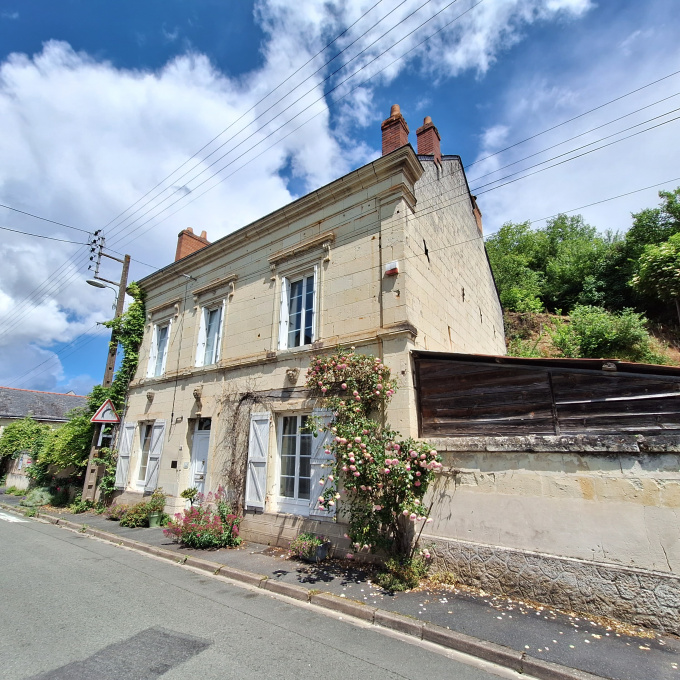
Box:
[191, 418, 211, 496]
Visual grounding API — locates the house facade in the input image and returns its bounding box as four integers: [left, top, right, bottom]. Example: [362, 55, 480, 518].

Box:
[0, 386, 87, 489]
[113, 105, 505, 543]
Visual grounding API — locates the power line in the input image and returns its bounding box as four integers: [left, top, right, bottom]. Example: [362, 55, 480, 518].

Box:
[107, 0, 450, 244]
[0, 202, 91, 234]
[98, 0, 390, 235]
[466, 68, 680, 170]
[12, 170, 680, 387]
[467, 95, 680, 184]
[0, 225, 90, 245]
[109, 0, 482, 250]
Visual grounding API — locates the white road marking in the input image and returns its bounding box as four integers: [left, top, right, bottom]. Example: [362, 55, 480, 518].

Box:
[0, 511, 27, 522]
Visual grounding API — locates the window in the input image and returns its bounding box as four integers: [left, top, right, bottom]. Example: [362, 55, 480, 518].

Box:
[196, 304, 224, 367]
[278, 415, 312, 502]
[137, 423, 153, 484]
[278, 270, 316, 350]
[147, 322, 170, 377]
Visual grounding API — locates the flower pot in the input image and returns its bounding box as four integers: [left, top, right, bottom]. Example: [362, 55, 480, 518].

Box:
[304, 542, 331, 563]
[148, 511, 162, 528]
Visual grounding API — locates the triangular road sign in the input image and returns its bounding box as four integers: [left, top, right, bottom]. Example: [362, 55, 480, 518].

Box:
[91, 399, 120, 424]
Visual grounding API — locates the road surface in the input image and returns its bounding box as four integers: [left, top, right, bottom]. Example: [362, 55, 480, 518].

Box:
[0, 515, 519, 680]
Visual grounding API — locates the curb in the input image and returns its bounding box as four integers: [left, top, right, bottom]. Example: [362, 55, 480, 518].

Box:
[0, 502, 606, 680]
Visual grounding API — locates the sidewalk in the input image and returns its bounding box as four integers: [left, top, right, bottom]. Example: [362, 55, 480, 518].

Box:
[2, 492, 678, 680]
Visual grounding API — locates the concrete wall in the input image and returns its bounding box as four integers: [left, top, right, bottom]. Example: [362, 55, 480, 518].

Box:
[418, 434, 680, 635]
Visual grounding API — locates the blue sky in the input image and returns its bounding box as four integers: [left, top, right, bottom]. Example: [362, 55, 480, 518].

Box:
[0, 0, 678, 393]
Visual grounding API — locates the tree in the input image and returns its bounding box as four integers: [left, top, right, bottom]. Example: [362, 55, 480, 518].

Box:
[485, 221, 544, 313]
[631, 232, 680, 324]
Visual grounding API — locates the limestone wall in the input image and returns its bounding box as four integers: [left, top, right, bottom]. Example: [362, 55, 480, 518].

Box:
[418, 434, 680, 635]
[406, 158, 506, 356]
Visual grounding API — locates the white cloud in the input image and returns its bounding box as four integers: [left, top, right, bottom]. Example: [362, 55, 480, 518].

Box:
[1, 11, 19, 20]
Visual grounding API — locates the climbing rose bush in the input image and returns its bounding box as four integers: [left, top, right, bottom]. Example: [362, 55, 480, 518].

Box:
[306, 348, 442, 556]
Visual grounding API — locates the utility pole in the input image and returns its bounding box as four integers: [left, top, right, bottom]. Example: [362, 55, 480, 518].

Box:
[82, 243, 131, 502]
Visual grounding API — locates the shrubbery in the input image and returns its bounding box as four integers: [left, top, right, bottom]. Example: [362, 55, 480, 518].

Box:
[164, 487, 241, 549]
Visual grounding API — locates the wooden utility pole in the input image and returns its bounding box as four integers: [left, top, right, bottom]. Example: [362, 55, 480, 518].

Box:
[82, 253, 131, 502]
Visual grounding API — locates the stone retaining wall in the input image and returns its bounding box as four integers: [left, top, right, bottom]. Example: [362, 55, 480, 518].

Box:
[426, 535, 680, 636]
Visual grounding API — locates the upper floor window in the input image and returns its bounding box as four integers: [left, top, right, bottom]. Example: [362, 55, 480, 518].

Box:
[196, 303, 224, 367]
[278, 270, 316, 350]
[147, 322, 170, 378]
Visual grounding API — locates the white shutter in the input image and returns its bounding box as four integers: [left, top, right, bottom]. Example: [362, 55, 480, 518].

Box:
[245, 412, 270, 510]
[278, 277, 290, 350]
[215, 300, 225, 363]
[195, 308, 207, 366]
[309, 409, 334, 518]
[160, 319, 171, 374]
[114, 422, 135, 489]
[311, 265, 318, 343]
[144, 420, 166, 492]
[146, 325, 158, 377]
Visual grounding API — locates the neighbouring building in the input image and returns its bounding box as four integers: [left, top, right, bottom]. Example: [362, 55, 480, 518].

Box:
[110, 104, 505, 539]
[0, 386, 87, 489]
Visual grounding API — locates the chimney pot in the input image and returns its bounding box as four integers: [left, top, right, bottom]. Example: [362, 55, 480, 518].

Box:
[200, 230, 207, 239]
[381, 104, 409, 156]
[423, 115, 432, 125]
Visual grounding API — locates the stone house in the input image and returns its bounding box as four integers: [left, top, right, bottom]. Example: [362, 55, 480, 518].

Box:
[0, 386, 87, 489]
[112, 105, 505, 542]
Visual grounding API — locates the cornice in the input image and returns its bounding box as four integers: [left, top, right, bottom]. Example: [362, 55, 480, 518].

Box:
[268, 230, 335, 266]
[146, 298, 181, 320]
[192, 274, 237, 301]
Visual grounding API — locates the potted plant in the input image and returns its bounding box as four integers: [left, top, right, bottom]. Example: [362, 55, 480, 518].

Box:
[289, 532, 332, 563]
[147, 488, 166, 528]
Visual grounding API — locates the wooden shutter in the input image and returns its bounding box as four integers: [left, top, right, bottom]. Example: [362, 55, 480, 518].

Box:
[245, 412, 270, 510]
[144, 420, 166, 492]
[195, 308, 207, 366]
[114, 422, 135, 490]
[311, 265, 318, 343]
[214, 300, 225, 363]
[277, 277, 289, 350]
[146, 325, 158, 378]
[160, 320, 171, 374]
[309, 409, 334, 518]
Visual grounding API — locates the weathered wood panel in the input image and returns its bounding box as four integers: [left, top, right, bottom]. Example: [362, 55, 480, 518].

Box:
[415, 355, 680, 437]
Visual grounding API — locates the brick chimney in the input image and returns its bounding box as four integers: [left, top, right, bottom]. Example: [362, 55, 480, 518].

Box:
[175, 227, 210, 262]
[381, 104, 409, 155]
[416, 116, 441, 164]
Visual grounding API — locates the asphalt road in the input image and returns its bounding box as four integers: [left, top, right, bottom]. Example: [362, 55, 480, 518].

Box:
[0, 516, 518, 680]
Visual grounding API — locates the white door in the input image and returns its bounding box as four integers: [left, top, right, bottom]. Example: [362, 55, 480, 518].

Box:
[191, 418, 211, 495]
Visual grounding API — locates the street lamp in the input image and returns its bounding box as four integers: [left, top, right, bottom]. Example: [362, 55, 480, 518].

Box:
[87, 279, 118, 309]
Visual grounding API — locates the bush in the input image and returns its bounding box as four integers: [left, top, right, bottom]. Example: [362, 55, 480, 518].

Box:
[119, 502, 151, 528]
[375, 555, 431, 592]
[3, 486, 27, 496]
[69, 493, 94, 514]
[549, 305, 668, 363]
[49, 486, 71, 507]
[289, 532, 329, 561]
[20, 487, 53, 507]
[105, 503, 129, 521]
[164, 487, 241, 549]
